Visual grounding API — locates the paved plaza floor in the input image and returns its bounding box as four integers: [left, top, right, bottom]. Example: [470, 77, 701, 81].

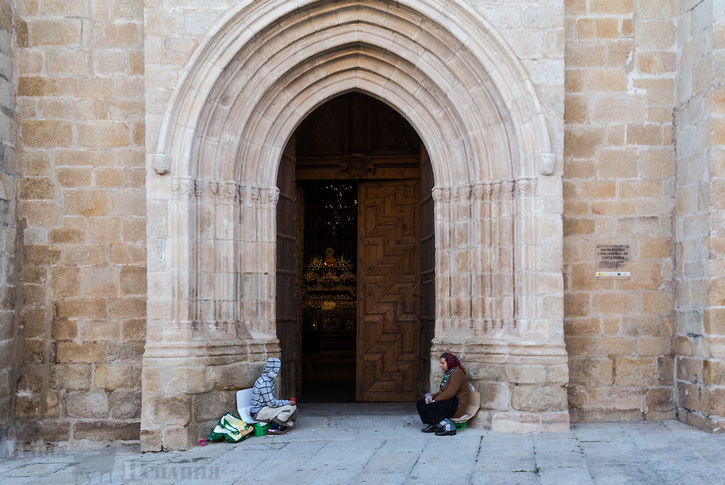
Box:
[1, 403, 724, 484]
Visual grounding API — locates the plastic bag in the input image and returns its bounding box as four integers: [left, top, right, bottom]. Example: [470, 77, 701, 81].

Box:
[207, 413, 253, 443]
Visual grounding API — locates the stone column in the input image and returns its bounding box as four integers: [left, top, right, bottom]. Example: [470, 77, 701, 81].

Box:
[674, 0, 725, 433]
[431, 176, 569, 433]
[142, 177, 280, 451]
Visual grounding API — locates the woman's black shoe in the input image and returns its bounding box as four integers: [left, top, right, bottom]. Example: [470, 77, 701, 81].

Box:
[421, 424, 440, 433]
[435, 428, 456, 436]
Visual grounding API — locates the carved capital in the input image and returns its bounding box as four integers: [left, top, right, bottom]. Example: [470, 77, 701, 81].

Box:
[265, 187, 280, 204]
[171, 177, 195, 198]
[516, 178, 537, 196]
[473, 183, 487, 199]
[472, 180, 537, 200]
[431, 187, 451, 203]
[494, 181, 514, 197]
[250, 187, 260, 203]
[239, 185, 274, 205]
[227, 182, 240, 200]
[471, 183, 495, 200]
[194, 179, 204, 198]
[208, 181, 238, 201]
[453, 185, 472, 202]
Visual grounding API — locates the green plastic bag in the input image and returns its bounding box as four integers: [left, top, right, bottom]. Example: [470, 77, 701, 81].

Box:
[207, 413, 253, 443]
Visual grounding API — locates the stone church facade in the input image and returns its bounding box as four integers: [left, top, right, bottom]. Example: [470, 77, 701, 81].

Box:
[0, 0, 723, 454]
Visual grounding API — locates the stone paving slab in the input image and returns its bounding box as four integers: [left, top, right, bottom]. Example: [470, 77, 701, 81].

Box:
[1, 405, 724, 485]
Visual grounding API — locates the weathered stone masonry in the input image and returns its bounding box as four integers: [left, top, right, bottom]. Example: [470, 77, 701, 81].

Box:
[0, 0, 723, 452]
[564, 0, 678, 422]
[142, 0, 566, 450]
[674, 0, 725, 433]
[12, 0, 146, 447]
[0, 0, 17, 459]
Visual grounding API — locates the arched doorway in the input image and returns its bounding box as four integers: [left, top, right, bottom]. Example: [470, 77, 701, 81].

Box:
[142, 0, 568, 451]
[276, 93, 435, 402]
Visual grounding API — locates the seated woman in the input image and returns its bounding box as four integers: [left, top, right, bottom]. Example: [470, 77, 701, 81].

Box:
[416, 352, 469, 436]
[250, 358, 298, 435]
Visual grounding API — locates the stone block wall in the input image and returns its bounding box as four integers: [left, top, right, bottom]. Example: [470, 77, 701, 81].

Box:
[3, 0, 724, 448]
[13, 0, 146, 447]
[0, 0, 17, 459]
[674, 0, 725, 433]
[563, 0, 678, 421]
[470, 0, 565, 145]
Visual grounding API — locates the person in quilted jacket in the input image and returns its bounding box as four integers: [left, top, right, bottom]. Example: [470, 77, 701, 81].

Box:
[251, 358, 298, 435]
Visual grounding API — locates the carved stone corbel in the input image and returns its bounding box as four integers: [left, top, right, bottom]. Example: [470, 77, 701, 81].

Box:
[152, 153, 172, 175]
[538, 153, 556, 176]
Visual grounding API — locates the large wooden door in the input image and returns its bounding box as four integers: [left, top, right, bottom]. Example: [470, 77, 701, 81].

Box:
[419, 146, 435, 395]
[276, 138, 298, 398]
[357, 180, 420, 401]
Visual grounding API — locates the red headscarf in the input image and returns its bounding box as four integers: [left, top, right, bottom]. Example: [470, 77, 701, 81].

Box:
[443, 352, 465, 374]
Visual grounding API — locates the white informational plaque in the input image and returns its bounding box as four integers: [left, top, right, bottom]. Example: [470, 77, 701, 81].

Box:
[596, 244, 630, 279]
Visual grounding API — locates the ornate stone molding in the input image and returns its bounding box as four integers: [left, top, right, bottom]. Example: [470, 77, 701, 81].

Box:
[515, 178, 537, 197]
[431, 187, 451, 203]
[265, 187, 280, 204]
[238, 185, 279, 205]
[194, 180, 204, 198]
[453, 185, 472, 202]
[171, 176, 196, 199]
[209, 181, 239, 200]
[170, 178, 281, 205]
[433, 179, 538, 203]
[473, 183, 490, 199]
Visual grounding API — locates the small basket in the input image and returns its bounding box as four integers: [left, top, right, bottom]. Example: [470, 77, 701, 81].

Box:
[253, 422, 269, 436]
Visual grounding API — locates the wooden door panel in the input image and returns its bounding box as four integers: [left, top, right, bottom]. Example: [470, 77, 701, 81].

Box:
[276, 139, 297, 399]
[419, 145, 435, 395]
[357, 180, 420, 401]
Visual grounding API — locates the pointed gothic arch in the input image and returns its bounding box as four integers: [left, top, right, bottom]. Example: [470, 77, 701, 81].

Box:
[143, 0, 567, 451]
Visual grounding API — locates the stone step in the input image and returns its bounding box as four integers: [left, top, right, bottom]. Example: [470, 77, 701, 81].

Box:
[286, 402, 421, 433]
